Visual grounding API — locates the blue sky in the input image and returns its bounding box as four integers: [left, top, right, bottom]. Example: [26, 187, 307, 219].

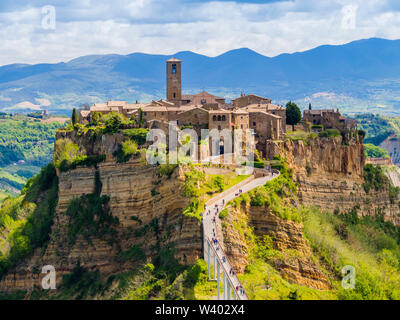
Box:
[0, 0, 400, 65]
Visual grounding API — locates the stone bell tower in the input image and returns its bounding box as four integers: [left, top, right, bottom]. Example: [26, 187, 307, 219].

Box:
[166, 57, 182, 105]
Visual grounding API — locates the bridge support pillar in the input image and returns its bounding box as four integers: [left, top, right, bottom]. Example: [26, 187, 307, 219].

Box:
[222, 272, 226, 300]
[207, 240, 211, 280]
[217, 261, 220, 300]
[214, 252, 217, 281]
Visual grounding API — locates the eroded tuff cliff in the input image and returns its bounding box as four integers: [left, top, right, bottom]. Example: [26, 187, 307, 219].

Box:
[380, 135, 400, 166]
[219, 204, 331, 290]
[264, 137, 400, 225]
[0, 156, 202, 293]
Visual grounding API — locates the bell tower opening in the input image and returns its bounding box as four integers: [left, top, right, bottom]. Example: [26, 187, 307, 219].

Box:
[166, 58, 182, 105]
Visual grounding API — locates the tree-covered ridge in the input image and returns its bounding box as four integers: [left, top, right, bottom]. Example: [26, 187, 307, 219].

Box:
[0, 164, 58, 280]
[353, 113, 397, 146]
[364, 144, 389, 158]
[0, 116, 65, 167]
[0, 115, 66, 199]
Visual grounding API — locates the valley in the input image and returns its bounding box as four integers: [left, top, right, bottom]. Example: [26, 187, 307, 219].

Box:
[0, 114, 67, 200]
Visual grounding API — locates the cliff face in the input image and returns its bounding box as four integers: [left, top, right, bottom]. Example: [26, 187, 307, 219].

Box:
[220, 204, 331, 290]
[264, 137, 400, 225]
[55, 130, 125, 157]
[0, 157, 202, 292]
[380, 135, 400, 166]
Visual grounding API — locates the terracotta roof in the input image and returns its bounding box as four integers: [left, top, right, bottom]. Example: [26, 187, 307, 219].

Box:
[107, 100, 126, 107]
[167, 57, 182, 62]
[232, 94, 271, 102]
[166, 105, 196, 112]
[304, 109, 336, 115]
[124, 103, 147, 110]
[156, 99, 175, 107]
[209, 109, 231, 114]
[249, 111, 281, 119]
[91, 105, 111, 112]
[232, 109, 249, 115]
[181, 91, 225, 105]
[175, 106, 209, 116]
[142, 106, 168, 112]
[246, 103, 284, 111]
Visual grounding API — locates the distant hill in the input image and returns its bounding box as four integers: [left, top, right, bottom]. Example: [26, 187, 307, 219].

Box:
[2, 38, 400, 115]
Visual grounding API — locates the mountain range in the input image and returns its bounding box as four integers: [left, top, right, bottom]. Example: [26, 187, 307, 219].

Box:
[1, 37, 400, 115]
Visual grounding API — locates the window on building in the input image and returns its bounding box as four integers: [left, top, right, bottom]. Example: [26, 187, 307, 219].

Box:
[172, 64, 177, 74]
[218, 115, 221, 121]
[213, 115, 217, 121]
[253, 122, 256, 126]
[173, 93, 176, 98]
[218, 125, 221, 130]
[195, 114, 198, 118]
[222, 115, 226, 121]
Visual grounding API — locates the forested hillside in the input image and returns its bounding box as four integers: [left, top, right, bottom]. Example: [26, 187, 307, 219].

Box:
[0, 115, 66, 200]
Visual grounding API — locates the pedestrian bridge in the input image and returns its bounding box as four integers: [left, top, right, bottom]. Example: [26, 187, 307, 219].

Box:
[202, 170, 280, 300]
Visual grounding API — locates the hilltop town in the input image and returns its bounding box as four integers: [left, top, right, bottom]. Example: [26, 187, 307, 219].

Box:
[78, 58, 352, 159]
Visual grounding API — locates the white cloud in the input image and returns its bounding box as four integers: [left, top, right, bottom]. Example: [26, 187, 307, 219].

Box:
[0, 0, 400, 65]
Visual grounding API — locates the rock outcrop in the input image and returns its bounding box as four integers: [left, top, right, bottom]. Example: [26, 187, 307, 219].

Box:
[264, 137, 400, 225]
[220, 203, 331, 290]
[380, 135, 400, 166]
[0, 157, 202, 292]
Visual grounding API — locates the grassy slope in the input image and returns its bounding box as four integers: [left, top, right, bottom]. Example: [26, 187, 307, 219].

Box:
[0, 164, 59, 281]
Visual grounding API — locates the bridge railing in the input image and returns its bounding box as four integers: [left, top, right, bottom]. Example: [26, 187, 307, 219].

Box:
[205, 176, 254, 208]
[204, 234, 249, 300]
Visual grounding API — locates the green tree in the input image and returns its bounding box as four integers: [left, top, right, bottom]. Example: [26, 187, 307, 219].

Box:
[71, 108, 78, 125]
[364, 144, 389, 158]
[90, 112, 102, 126]
[138, 108, 144, 127]
[286, 101, 302, 131]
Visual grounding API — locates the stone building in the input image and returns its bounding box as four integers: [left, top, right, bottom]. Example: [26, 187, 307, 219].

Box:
[79, 58, 287, 148]
[79, 100, 147, 123]
[249, 111, 282, 140]
[245, 103, 286, 133]
[232, 94, 271, 108]
[181, 91, 226, 106]
[302, 109, 346, 131]
[166, 58, 182, 105]
[231, 109, 249, 131]
[209, 110, 232, 131]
